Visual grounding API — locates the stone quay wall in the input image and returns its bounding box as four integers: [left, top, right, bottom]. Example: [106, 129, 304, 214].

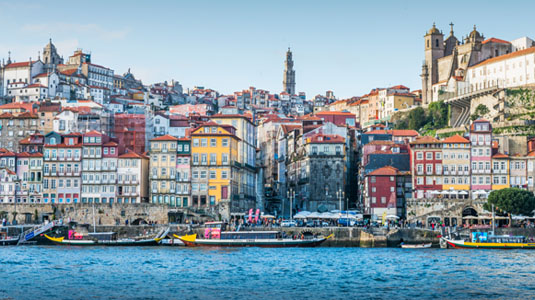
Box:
[0, 203, 172, 225]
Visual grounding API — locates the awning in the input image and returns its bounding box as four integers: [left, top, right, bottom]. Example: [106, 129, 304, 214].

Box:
[386, 215, 400, 219]
[458, 191, 469, 195]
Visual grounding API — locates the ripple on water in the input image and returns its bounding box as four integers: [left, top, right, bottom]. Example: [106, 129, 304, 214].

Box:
[1, 247, 535, 299]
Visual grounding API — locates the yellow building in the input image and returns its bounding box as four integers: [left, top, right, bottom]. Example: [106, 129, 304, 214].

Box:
[210, 114, 257, 209]
[191, 122, 240, 220]
[441, 135, 471, 197]
[492, 153, 510, 190]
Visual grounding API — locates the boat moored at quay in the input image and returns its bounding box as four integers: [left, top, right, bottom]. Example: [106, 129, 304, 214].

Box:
[176, 222, 332, 247]
[442, 232, 535, 249]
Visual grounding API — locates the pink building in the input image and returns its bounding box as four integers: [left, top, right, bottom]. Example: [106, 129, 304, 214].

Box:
[470, 119, 492, 194]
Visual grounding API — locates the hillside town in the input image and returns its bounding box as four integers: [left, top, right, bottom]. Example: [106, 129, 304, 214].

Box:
[2, 23, 535, 226]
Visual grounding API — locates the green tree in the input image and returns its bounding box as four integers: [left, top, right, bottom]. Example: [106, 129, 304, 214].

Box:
[428, 100, 449, 128]
[484, 188, 535, 225]
[407, 107, 427, 130]
[471, 104, 490, 121]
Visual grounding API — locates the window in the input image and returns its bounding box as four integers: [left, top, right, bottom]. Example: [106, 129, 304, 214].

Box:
[371, 197, 376, 204]
[210, 139, 216, 147]
[200, 171, 207, 179]
[381, 197, 386, 204]
[390, 176, 394, 182]
[435, 152, 442, 160]
[221, 171, 228, 179]
[193, 139, 199, 147]
[372, 187, 376, 193]
[210, 153, 217, 165]
[390, 187, 394, 192]
[426, 152, 432, 160]
[209, 171, 216, 179]
[201, 139, 207, 147]
[416, 152, 423, 160]
[370, 176, 376, 183]
[426, 164, 432, 173]
[222, 154, 229, 164]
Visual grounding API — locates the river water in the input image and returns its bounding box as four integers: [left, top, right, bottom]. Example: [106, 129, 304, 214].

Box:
[1, 246, 534, 299]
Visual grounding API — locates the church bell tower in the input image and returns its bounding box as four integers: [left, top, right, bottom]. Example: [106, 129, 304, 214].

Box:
[283, 48, 296, 95]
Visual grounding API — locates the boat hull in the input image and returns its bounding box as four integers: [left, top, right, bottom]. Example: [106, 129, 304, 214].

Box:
[44, 234, 161, 246]
[176, 234, 328, 248]
[401, 243, 432, 249]
[0, 238, 19, 246]
[443, 238, 535, 249]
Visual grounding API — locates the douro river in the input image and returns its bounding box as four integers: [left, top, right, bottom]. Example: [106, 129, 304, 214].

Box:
[1, 246, 534, 299]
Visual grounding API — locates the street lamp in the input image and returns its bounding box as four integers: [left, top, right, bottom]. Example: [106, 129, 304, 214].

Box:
[336, 189, 345, 213]
[287, 188, 295, 221]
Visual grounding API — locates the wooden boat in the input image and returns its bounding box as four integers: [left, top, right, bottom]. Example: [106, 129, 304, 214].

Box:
[442, 236, 535, 249]
[44, 229, 168, 246]
[0, 232, 19, 246]
[401, 243, 432, 249]
[175, 231, 333, 248]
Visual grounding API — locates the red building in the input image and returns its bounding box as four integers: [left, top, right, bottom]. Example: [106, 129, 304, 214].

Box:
[409, 136, 443, 199]
[315, 111, 357, 127]
[365, 166, 410, 217]
[114, 114, 146, 154]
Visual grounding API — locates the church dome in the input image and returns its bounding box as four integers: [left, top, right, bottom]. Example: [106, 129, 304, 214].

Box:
[427, 23, 441, 35]
[469, 25, 482, 40]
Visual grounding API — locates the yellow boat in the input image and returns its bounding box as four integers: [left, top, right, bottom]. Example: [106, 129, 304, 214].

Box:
[174, 232, 333, 247]
[443, 233, 535, 249]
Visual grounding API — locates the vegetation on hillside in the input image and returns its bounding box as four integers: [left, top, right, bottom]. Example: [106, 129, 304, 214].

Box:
[470, 104, 490, 121]
[393, 100, 450, 135]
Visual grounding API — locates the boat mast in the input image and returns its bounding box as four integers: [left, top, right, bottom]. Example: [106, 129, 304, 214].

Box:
[491, 204, 495, 236]
[92, 201, 96, 233]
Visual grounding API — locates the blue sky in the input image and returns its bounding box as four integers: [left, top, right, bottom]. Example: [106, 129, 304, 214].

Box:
[0, 0, 532, 98]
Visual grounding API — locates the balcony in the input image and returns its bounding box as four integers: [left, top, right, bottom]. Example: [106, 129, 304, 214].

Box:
[152, 189, 157, 193]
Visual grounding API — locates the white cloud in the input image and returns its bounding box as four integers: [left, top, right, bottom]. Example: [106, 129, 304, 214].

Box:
[22, 22, 129, 41]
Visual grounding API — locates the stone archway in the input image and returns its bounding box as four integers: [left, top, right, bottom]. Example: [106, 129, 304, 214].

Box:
[462, 207, 478, 225]
[131, 218, 148, 225]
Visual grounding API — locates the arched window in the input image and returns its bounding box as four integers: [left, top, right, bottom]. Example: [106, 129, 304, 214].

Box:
[435, 39, 439, 47]
[427, 40, 430, 48]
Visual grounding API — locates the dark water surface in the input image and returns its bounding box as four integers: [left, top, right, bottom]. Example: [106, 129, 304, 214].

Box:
[1, 246, 535, 299]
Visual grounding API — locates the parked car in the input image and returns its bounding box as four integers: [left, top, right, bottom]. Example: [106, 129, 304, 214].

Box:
[338, 218, 356, 227]
[281, 220, 297, 227]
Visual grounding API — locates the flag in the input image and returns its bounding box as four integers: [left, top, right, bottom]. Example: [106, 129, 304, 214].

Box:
[254, 209, 260, 223]
[248, 209, 253, 223]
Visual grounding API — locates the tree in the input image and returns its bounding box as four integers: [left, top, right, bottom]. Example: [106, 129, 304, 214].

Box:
[407, 107, 427, 130]
[471, 104, 490, 121]
[484, 188, 535, 225]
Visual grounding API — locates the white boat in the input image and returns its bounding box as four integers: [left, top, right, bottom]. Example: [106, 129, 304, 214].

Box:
[401, 243, 432, 249]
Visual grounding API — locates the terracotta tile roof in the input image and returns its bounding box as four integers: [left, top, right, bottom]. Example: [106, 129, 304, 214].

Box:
[151, 134, 179, 141]
[307, 133, 345, 144]
[482, 38, 510, 44]
[472, 47, 535, 68]
[5, 61, 38, 69]
[26, 83, 47, 88]
[442, 134, 469, 144]
[119, 152, 148, 159]
[34, 73, 49, 78]
[0, 102, 35, 112]
[103, 141, 118, 147]
[368, 166, 399, 176]
[410, 136, 441, 144]
[389, 85, 410, 90]
[281, 124, 301, 134]
[492, 152, 509, 159]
